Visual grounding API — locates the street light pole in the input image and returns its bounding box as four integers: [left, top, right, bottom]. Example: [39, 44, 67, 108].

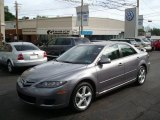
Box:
[80, 0, 83, 36]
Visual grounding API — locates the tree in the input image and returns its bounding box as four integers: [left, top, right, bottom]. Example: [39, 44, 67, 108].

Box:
[151, 28, 160, 36]
[5, 6, 16, 21]
[138, 29, 145, 36]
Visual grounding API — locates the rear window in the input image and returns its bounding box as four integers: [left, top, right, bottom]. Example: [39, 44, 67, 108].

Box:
[14, 44, 39, 51]
[74, 38, 90, 45]
[55, 38, 72, 45]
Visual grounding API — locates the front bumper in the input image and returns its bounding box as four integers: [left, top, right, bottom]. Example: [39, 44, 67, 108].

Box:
[144, 46, 152, 51]
[16, 80, 71, 108]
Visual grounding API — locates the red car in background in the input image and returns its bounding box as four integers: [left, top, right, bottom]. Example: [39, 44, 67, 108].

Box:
[152, 39, 160, 50]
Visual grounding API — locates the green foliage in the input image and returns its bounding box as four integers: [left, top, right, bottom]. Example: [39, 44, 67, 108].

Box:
[151, 28, 160, 36]
[138, 29, 145, 36]
[4, 6, 16, 21]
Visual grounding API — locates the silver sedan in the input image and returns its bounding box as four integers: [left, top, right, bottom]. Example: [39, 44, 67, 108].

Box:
[17, 42, 150, 112]
[0, 42, 47, 72]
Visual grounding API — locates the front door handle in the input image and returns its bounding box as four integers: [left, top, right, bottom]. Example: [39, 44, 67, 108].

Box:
[118, 63, 123, 66]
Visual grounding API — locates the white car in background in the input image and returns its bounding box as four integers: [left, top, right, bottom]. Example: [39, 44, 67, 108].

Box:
[0, 42, 47, 72]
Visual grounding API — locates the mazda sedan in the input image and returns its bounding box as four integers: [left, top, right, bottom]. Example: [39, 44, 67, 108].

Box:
[17, 42, 150, 112]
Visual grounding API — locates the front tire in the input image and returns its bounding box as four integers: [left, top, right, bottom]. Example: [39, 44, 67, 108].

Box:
[136, 66, 146, 85]
[71, 82, 94, 112]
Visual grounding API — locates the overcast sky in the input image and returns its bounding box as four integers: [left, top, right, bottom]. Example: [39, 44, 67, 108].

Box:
[4, 0, 160, 28]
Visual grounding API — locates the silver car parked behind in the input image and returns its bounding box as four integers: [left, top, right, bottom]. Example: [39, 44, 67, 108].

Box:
[0, 42, 47, 72]
[17, 42, 150, 112]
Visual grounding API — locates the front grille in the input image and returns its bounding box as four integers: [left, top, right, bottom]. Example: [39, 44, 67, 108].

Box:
[18, 91, 36, 104]
[21, 79, 35, 87]
[43, 99, 55, 105]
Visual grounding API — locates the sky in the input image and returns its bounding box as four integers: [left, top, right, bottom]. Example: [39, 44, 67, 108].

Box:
[4, 0, 160, 28]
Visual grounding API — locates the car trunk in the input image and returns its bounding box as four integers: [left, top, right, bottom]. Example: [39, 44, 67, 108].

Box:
[16, 50, 44, 61]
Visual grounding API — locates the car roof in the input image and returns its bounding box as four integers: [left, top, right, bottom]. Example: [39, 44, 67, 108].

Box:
[6, 42, 34, 45]
[110, 39, 135, 41]
[56, 37, 88, 39]
[81, 41, 131, 47]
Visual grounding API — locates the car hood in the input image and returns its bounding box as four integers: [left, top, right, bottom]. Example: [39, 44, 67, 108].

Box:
[21, 61, 87, 82]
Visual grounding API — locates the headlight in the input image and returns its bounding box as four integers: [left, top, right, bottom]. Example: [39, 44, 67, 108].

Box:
[35, 81, 67, 88]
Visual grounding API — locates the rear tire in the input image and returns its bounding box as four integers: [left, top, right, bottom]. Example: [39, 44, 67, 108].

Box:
[136, 66, 146, 85]
[70, 82, 94, 112]
[7, 61, 14, 73]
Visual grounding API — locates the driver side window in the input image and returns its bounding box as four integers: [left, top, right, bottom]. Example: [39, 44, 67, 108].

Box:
[101, 45, 121, 61]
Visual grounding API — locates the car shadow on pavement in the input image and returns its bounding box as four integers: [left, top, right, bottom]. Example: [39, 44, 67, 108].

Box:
[19, 103, 79, 119]
[0, 64, 31, 76]
[94, 83, 137, 102]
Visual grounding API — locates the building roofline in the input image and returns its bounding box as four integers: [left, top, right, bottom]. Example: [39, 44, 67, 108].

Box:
[5, 16, 124, 22]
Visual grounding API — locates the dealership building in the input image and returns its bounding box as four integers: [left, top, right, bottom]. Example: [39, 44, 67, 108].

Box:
[5, 16, 124, 43]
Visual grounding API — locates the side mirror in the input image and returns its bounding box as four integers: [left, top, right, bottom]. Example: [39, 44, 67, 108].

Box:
[98, 57, 111, 65]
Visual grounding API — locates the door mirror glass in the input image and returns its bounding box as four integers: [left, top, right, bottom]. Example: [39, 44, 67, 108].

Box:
[98, 56, 111, 65]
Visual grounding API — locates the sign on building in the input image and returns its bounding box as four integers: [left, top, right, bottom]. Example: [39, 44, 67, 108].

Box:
[124, 7, 138, 38]
[138, 15, 143, 29]
[76, 5, 89, 26]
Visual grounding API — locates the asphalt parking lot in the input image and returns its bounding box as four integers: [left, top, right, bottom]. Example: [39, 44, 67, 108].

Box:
[0, 51, 160, 120]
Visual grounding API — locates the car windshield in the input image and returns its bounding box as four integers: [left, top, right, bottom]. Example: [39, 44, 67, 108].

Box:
[142, 38, 150, 42]
[57, 45, 104, 64]
[130, 40, 137, 45]
[14, 44, 39, 51]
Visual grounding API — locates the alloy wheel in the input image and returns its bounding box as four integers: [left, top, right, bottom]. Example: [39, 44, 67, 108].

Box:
[74, 85, 92, 110]
[8, 62, 13, 73]
[138, 67, 146, 84]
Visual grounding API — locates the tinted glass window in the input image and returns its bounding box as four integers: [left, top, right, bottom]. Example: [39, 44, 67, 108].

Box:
[55, 38, 72, 45]
[14, 44, 39, 51]
[135, 39, 141, 42]
[101, 45, 120, 60]
[57, 45, 104, 64]
[119, 44, 137, 57]
[74, 38, 90, 45]
[142, 38, 150, 42]
[130, 40, 137, 45]
[48, 39, 56, 45]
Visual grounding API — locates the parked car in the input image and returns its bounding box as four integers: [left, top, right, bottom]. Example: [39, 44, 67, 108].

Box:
[128, 38, 152, 51]
[17, 41, 150, 112]
[40, 37, 90, 60]
[110, 39, 142, 49]
[0, 42, 47, 72]
[152, 39, 160, 50]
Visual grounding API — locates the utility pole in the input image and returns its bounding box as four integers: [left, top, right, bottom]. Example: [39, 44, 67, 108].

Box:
[0, 14, 1, 42]
[15, 1, 19, 41]
[137, 0, 139, 15]
[80, 0, 83, 36]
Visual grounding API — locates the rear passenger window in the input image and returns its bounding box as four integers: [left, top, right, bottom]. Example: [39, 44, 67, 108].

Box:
[101, 45, 120, 60]
[55, 38, 72, 45]
[119, 44, 137, 57]
[74, 38, 90, 45]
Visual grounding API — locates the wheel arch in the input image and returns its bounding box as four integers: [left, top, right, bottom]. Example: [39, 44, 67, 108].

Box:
[70, 78, 97, 100]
